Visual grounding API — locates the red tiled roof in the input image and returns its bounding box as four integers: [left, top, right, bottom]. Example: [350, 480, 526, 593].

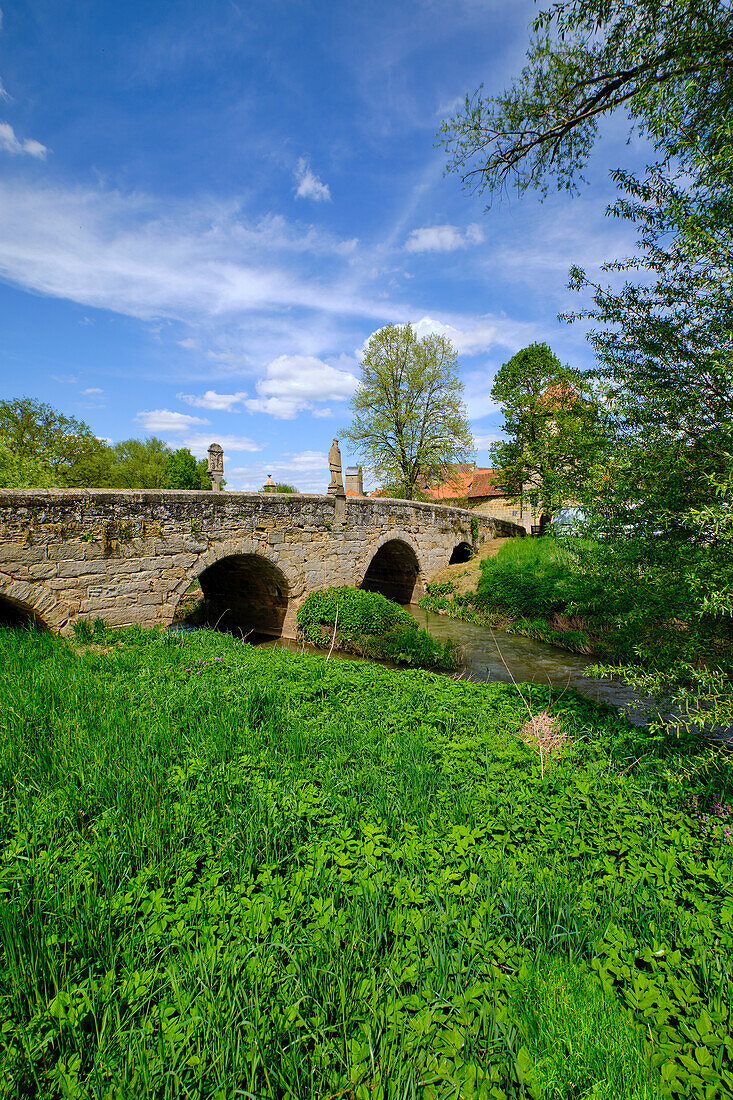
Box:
[422, 463, 475, 501]
[468, 469, 506, 498]
[540, 381, 577, 411]
[345, 489, 364, 497]
[368, 465, 510, 500]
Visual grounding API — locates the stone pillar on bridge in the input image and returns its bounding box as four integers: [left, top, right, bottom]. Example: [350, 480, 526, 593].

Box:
[207, 443, 224, 492]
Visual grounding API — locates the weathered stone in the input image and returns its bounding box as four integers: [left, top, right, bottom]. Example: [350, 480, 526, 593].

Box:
[0, 489, 523, 636]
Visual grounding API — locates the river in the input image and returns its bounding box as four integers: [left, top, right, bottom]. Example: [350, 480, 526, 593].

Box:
[267, 603, 647, 722]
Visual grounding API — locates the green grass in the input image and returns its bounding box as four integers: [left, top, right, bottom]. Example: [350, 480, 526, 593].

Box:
[476, 538, 583, 618]
[0, 624, 732, 1098]
[420, 539, 604, 655]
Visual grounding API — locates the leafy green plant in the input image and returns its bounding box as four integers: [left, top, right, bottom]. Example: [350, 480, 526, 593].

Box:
[297, 585, 455, 669]
[0, 626, 731, 1097]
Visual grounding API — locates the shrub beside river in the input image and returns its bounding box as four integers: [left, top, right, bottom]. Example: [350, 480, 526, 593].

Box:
[1, 624, 732, 1097]
[297, 585, 456, 669]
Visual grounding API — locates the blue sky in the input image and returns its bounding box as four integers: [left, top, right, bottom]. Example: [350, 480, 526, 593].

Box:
[0, 0, 643, 491]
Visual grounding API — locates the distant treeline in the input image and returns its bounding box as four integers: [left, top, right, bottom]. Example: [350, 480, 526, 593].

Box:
[0, 397, 216, 490]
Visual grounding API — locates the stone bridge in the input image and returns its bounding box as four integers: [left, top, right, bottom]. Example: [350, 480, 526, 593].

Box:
[0, 489, 522, 638]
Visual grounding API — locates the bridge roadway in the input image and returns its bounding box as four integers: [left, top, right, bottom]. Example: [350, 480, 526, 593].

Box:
[0, 489, 522, 637]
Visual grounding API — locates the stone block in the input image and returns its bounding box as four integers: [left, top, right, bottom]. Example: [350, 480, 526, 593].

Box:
[27, 563, 56, 579]
[48, 544, 87, 561]
[136, 591, 163, 605]
[57, 559, 111, 579]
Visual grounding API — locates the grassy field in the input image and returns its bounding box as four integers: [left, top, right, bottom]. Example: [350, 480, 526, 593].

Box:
[1, 625, 732, 1098]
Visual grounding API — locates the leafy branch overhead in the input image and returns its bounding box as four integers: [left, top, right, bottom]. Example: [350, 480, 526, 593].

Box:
[439, 0, 733, 199]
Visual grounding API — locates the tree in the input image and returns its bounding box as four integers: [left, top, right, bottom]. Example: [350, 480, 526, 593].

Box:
[439, 0, 733, 201]
[0, 397, 113, 488]
[343, 324, 474, 500]
[108, 438, 170, 489]
[440, 0, 733, 733]
[163, 447, 211, 489]
[489, 343, 608, 533]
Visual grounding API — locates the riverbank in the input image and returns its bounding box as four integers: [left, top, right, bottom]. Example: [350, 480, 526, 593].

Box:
[1, 624, 732, 1097]
[420, 537, 602, 656]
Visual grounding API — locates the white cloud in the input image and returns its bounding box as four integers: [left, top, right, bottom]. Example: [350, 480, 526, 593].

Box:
[176, 433, 263, 458]
[463, 369, 502, 421]
[0, 121, 47, 158]
[0, 80, 9, 102]
[404, 223, 483, 253]
[136, 409, 209, 432]
[178, 389, 247, 411]
[412, 314, 535, 355]
[312, 407, 333, 418]
[473, 431, 503, 450]
[81, 387, 103, 395]
[359, 314, 536, 361]
[177, 336, 199, 349]
[294, 157, 331, 202]
[244, 354, 358, 419]
[0, 182, 392, 330]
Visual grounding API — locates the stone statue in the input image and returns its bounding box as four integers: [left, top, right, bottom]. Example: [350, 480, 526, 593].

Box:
[327, 438, 344, 495]
[207, 443, 224, 492]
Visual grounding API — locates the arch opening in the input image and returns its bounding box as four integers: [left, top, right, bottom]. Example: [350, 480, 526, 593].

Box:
[449, 542, 472, 565]
[360, 539, 420, 605]
[174, 554, 289, 639]
[0, 595, 48, 631]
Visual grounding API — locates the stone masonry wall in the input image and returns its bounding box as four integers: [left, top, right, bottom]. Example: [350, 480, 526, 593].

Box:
[0, 490, 522, 636]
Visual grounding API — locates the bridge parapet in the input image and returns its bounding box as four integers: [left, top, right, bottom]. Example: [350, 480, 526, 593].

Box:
[0, 489, 523, 635]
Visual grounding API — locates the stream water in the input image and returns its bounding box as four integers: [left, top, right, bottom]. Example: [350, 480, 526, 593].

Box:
[268, 604, 646, 722]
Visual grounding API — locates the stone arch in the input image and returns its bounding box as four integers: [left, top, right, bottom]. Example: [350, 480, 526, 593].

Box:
[360, 534, 423, 604]
[169, 543, 296, 639]
[0, 579, 66, 632]
[449, 541, 472, 565]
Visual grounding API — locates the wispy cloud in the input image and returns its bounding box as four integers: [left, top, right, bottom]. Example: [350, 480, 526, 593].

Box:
[294, 157, 331, 202]
[81, 387, 103, 395]
[136, 409, 209, 432]
[178, 389, 248, 411]
[0, 121, 47, 158]
[0, 181, 392, 333]
[404, 223, 483, 253]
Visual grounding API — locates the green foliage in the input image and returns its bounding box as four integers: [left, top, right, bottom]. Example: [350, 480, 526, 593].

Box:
[0, 627, 732, 1096]
[0, 397, 113, 488]
[489, 343, 609, 527]
[343, 323, 475, 500]
[439, 0, 732, 200]
[163, 447, 208, 489]
[273, 482, 298, 493]
[297, 585, 456, 670]
[426, 581, 456, 598]
[439, 0, 733, 734]
[477, 537, 582, 617]
[108, 436, 170, 489]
